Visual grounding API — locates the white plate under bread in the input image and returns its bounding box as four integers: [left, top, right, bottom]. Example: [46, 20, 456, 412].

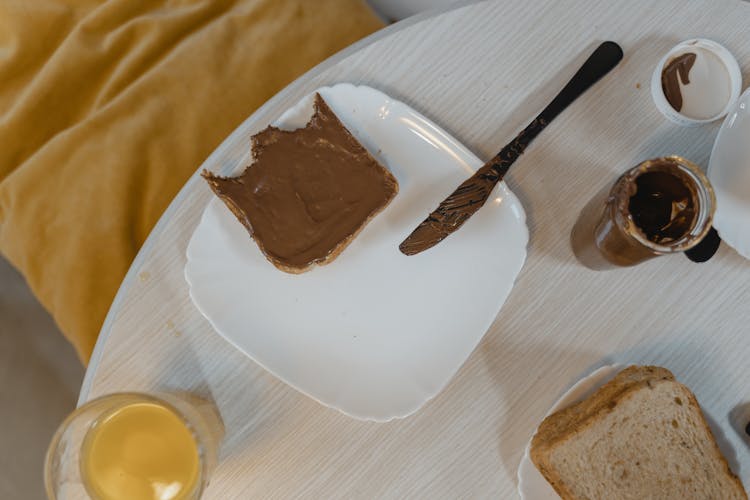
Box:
[185, 84, 528, 421]
[517, 365, 624, 499]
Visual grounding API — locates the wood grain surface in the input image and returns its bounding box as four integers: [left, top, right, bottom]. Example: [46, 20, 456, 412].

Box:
[80, 0, 750, 497]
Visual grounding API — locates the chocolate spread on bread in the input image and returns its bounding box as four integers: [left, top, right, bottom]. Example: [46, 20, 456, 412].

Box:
[202, 94, 398, 273]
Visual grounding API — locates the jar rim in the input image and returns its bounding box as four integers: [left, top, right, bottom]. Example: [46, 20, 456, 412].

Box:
[610, 156, 716, 254]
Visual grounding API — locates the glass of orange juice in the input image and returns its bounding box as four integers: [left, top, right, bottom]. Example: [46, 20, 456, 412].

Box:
[45, 392, 223, 500]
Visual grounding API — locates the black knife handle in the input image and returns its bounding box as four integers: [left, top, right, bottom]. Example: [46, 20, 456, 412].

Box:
[484, 41, 623, 181]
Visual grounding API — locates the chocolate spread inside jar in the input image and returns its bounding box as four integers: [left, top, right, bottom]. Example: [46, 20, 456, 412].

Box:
[571, 157, 715, 269]
[628, 171, 695, 244]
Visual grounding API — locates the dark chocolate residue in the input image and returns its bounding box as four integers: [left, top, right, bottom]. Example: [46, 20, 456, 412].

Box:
[628, 171, 695, 244]
[661, 52, 696, 112]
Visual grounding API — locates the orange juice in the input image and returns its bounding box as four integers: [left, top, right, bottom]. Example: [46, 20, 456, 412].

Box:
[80, 401, 201, 500]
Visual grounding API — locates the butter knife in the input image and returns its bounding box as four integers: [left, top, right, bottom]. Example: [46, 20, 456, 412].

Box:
[399, 41, 623, 255]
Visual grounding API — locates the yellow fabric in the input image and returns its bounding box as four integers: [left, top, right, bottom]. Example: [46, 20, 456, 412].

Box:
[0, 0, 383, 363]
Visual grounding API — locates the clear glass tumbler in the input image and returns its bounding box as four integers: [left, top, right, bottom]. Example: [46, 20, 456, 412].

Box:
[45, 392, 223, 500]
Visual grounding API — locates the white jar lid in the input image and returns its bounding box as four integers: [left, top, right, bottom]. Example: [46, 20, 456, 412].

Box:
[651, 39, 742, 127]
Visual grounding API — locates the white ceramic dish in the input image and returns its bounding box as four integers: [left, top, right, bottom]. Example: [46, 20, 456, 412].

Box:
[517, 364, 624, 499]
[708, 87, 750, 260]
[185, 84, 528, 421]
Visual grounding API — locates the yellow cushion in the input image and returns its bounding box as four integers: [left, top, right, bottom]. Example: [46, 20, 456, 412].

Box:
[0, 0, 383, 362]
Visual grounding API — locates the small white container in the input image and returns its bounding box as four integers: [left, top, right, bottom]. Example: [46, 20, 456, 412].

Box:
[651, 39, 742, 127]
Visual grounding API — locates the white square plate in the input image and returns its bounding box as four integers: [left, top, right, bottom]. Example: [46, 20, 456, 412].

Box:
[185, 84, 528, 421]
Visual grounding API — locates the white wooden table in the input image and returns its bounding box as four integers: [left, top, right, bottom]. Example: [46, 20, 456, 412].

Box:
[80, 0, 750, 496]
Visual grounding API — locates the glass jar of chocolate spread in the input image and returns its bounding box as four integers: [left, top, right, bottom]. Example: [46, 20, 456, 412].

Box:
[571, 156, 715, 270]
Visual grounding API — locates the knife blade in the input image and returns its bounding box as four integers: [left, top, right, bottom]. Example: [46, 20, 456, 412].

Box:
[399, 41, 623, 256]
